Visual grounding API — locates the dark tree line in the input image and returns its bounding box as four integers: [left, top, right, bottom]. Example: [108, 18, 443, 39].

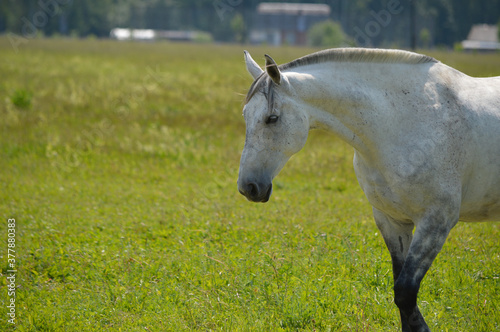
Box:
[1, 0, 499, 48]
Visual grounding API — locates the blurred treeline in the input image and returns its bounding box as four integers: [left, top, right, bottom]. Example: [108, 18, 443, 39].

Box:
[1, 0, 499, 48]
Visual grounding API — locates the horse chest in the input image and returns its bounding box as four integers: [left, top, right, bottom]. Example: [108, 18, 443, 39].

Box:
[353, 153, 418, 221]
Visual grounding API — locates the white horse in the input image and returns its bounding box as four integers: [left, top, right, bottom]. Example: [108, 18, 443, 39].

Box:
[237, 48, 500, 332]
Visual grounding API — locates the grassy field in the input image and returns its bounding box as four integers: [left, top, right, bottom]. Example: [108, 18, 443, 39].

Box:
[0, 38, 499, 331]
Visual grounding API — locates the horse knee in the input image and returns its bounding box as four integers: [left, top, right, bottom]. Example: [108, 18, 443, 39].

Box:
[394, 279, 419, 311]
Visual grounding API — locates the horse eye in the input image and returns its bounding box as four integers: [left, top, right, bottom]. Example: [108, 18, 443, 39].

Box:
[266, 115, 279, 124]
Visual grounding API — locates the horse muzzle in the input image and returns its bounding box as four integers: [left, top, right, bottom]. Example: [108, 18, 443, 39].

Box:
[238, 181, 273, 203]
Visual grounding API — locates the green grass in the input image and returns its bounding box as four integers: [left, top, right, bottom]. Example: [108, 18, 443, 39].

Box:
[0, 38, 499, 331]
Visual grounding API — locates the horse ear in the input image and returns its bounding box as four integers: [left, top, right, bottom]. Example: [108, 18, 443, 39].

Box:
[264, 54, 281, 85]
[244, 50, 264, 80]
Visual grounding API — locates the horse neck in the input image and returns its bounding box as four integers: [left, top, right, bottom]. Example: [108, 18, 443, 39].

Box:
[286, 61, 432, 156]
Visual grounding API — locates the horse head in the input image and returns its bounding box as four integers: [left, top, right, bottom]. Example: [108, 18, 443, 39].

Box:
[237, 51, 309, 202]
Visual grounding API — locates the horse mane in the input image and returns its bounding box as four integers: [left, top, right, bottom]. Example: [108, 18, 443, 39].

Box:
[280, 48, 437, 71]
[246, 48, 437, 104]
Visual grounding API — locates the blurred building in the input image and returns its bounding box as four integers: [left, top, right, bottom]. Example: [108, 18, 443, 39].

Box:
[110, 28, 203, 42]
[250, 2, 331, 46]
[462, 24, 500, 51]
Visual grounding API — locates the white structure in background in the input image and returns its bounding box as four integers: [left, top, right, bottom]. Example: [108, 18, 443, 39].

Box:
[250, 3, 331, 46]
[462, 24, 500, 51]
[110, 28, 200, 42]
[110, 28, 155, 40]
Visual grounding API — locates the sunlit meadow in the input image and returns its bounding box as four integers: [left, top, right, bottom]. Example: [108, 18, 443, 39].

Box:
[0, 38, 499, 331]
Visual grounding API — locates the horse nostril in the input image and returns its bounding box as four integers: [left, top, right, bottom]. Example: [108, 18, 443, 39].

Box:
[247, 182, 258, 197]
[238, 181, 271, 202]
[239, 182, 259, 199]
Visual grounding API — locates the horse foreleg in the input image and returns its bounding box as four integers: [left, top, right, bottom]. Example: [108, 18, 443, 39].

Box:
[393, 211, 459, 332]
[373, 208, 415, 332]
[373, 209, 414, 281]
